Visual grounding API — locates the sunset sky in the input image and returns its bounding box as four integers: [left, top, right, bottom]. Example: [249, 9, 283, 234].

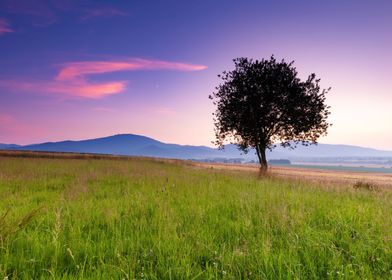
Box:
[1, 0, 391, 149]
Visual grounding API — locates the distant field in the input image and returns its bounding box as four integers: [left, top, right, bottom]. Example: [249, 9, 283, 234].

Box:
[290, 163, 392, 174]
[195, 162, 392, 189]
[0, 152, 391, 279]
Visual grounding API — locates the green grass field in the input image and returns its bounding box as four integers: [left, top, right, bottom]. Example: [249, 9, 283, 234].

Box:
[0, 155, 391, 279]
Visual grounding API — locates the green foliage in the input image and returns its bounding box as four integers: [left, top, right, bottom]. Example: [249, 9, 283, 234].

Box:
[0, 157, 391, 279]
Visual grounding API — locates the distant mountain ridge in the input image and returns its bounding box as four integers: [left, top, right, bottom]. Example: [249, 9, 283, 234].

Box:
[1, 134, 392, 160]
[0, 144, 20, 149]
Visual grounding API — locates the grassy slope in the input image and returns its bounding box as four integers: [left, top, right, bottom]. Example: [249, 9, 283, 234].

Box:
[0, 156, 391, 279]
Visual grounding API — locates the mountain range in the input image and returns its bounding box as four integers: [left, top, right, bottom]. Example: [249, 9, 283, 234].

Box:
[1, 134, 392, 161]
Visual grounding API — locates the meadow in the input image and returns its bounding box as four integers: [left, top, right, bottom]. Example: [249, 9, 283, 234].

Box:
[0, 153, 391, 279]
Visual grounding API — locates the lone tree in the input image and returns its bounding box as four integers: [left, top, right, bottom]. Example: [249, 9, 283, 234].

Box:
[210, 56, 331, 171]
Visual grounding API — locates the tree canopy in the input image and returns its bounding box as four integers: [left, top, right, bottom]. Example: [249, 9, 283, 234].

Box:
[210, 56, 331, 171]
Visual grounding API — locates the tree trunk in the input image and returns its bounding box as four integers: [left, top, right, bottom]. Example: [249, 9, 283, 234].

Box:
[259, 147, 268, 173]
[255, 145, 268, 175]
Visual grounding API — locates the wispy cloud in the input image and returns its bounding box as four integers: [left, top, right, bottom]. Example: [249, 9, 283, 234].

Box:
[56, 59, 207, 81]
[0, 79, 126, 99]
[81, 7, 128, 21]
[0, 58, 207, 99]
[0, 18, 13, 35]
[46, 80, 128, 99]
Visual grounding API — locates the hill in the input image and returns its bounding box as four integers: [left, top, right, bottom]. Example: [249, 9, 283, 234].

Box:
[2, 133, 392, 161]
[0, 144, 20, 149]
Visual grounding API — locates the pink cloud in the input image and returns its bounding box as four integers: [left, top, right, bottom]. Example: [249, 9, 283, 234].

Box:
[0, 18, 14, 35]
[0, 58, 207, 99]
[46, 80, 128, 99]
[56, 59, 207, 81]
[56, 62, 136, 81]
[81, 8, 128, 21]
[0, 80, 127, 99]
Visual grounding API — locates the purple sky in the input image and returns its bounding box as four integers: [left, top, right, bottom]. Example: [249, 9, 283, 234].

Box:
[0, 0, 391, 149]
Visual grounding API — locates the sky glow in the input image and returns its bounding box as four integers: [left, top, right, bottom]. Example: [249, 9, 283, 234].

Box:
[0, 0, 391, 149]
